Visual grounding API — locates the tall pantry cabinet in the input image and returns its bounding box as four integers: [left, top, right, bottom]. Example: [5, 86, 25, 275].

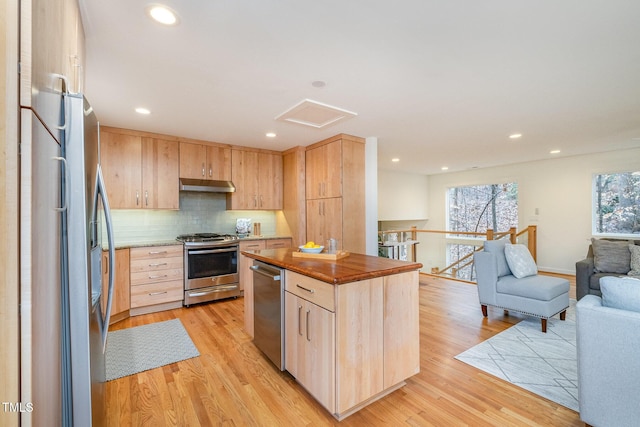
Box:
[305, 135, 365, 254]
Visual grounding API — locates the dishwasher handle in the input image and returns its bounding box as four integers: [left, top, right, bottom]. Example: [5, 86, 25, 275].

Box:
[250, 264, 281, 281]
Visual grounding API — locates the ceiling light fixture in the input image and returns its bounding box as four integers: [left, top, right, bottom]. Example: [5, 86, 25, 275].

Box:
[147, 4, 179, 26]
[135, 107, 151, 115]
[266, 132, 276, 138]
[441, 166, 449, 171]
[509, 133, 522, 139]
[311, 80, 326, 88]
[550, 149, 561, 154]
[391, 158, 400, 162]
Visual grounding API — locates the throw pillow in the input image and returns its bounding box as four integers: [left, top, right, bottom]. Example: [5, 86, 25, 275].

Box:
[591, 238, 631, 274]
[629, 244, 640, 278]
[484, 239, 511, 277]
[504, 243, 538, 279]
[601, 276, 640, 313]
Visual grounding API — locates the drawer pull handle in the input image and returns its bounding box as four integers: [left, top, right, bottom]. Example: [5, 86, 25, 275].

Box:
[148, 291, 167, 296]
[148, 274, 168, 279]
[148, 250, 168, 255]
[148, 262, 168, 267]
[296, 284, 314, 294]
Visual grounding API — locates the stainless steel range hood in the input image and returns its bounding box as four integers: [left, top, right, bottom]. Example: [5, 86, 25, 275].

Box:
[179, 178, 236, 193]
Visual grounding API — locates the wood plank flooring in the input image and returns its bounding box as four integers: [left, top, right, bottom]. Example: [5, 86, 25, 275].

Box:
[106, 274, 582, 426]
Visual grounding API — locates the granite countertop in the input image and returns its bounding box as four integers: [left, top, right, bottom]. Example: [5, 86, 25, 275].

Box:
[242, 248, 422, 285]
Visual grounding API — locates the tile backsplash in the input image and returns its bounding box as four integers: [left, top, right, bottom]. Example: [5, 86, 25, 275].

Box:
[105, 192, 280, 245]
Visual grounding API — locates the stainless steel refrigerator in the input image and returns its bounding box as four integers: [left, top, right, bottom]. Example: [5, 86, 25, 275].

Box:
[62, 92, 115, 426]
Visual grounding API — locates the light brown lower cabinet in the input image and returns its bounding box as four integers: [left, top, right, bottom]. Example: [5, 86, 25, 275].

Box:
[284, 270, 419, 420]
[129, 245, 184, 315]
[101, 248, 130, 326]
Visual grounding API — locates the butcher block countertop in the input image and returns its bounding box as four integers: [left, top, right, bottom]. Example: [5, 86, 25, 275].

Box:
[241, 248, 422, 285]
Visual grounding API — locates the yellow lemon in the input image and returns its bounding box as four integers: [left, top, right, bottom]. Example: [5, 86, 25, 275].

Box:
[304, 241, 315, 248]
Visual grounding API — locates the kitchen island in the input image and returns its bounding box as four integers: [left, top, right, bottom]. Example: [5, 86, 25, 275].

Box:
[242, 248, 422, 421]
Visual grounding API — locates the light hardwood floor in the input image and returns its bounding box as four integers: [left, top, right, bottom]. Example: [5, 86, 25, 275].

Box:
[106, 274, 582, 426]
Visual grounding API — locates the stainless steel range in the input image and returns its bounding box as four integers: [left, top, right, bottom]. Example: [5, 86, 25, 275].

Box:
[176, 233, 240, 306]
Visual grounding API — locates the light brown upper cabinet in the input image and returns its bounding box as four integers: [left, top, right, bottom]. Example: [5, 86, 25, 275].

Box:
[101, 128, 179, 209]
[304, 135, 365, 253]
[228, 149, 283, 210]
[179, 142, 231, 181]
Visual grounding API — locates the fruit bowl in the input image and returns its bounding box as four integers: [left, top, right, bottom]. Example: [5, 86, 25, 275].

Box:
[298, 245, 324, 254]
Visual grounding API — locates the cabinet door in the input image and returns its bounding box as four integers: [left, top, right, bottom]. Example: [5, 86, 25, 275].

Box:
[230, 150, 259, 209]
[240, 240, 266, 338]
[306, 198, 342, 248]
[102, 248, 131, 326]
[141, 137, 179, 209]
[206, 146, 232, 180]
[179, 142, 207, 179]
[101, 131, 142, 209]
[285, 293, 336, 413]
[305, 141, 342, 199]
[257, 152, 283, 209]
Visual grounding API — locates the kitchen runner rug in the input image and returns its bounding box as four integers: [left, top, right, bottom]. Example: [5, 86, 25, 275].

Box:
[106, 319, 199, 381]
[454, 300, 578, 412]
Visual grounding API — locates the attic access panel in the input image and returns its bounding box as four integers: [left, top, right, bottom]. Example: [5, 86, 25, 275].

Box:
[275, 99, 357, 129]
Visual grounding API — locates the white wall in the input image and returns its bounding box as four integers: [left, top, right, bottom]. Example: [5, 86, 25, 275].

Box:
[425, 148, 640, 274]
[378, 170, 429, 220]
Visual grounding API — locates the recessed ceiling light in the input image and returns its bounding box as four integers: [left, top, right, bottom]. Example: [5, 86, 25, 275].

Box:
[311, 80, 326, 88]
[391, 158, 400, 162]
[147, 4, 179, 26]
[550, 149, 561, 154]
[441, 166, 449, 171]
[509, 133, 522, 139]
[135, 107, 151, 115]
[266, 132, 276, 138]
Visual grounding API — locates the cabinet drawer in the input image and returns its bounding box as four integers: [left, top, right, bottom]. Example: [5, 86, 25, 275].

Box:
[285, 270, 335, 312]
[130, 245, 182, 260]
[130, 280, 183, 308]
[265, 238, 292, 249]
[240, 240, 266, 251]
[131, 267, 183, 286]
[130, 256, 183, 274]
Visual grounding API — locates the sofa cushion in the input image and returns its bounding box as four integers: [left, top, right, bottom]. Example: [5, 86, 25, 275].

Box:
[601, 276, 640, 313]
[591, 238, 631, 274]
[504, 243, 538, 278]
[629, 244, 640, 278]
[484, 239, 511, 277]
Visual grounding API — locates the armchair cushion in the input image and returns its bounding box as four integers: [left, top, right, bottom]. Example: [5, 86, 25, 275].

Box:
[601, 276, 640, 313]
[484, 239, 511, 277]
[591, 238, 631, 274]
[629, 244, 640, 277]
[504, 243, 537, 278]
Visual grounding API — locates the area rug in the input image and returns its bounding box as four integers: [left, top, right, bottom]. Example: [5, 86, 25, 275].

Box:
[455, 300, 578, 411]
[106, 319, 199, 381]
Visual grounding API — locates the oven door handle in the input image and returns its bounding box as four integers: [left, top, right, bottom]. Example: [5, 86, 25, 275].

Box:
[188, 247, 238, 255]
[188, 285, 238, 296]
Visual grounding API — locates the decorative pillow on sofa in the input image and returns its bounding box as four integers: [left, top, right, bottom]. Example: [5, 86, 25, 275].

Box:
[484, 239, 511, 277]
[591, 238, 631, 274]
[601, 276, 640, 313]
[504, 243, 538, 279]
[629, 244, 640, 277]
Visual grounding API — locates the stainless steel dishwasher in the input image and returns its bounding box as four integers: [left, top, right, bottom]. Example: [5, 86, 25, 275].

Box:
[250, 261, 284, 370]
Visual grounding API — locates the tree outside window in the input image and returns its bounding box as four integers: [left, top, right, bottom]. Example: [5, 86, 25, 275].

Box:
[447, 183, 518, 280]
[594, 172, 640, 236]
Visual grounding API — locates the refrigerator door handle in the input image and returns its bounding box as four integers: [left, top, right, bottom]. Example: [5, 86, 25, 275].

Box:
[93, 165, 115, 350]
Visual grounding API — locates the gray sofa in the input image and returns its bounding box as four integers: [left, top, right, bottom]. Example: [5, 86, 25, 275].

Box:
[577, 288, 640, 427]
[576, 238, 640, 300]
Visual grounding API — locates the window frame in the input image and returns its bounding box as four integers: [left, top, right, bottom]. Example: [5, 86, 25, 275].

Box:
[591, 170, 640, 239]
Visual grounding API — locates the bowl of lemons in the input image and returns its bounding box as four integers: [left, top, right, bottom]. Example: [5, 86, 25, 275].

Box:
[299, 241, 324, 254]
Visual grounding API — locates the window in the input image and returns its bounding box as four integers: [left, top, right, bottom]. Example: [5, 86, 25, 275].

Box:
[446, 183, 518, 280]
[593, 172, 640, 236]
[448, 183, 519, 234]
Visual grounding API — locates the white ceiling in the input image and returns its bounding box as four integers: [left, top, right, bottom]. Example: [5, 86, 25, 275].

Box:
[79, 0, 640, 175]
